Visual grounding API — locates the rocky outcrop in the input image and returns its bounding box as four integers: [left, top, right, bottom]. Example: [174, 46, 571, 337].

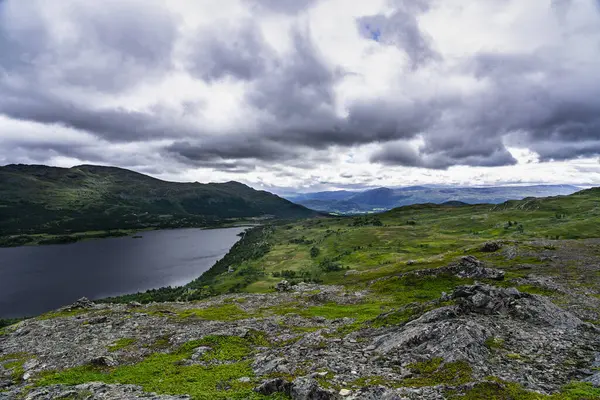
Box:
[373, 284, 598, 392]
[387, 256, 505, 282]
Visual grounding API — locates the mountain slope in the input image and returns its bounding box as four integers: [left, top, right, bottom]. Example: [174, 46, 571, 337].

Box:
[0, 164, 318, 235]
[287, 184, 582, 214]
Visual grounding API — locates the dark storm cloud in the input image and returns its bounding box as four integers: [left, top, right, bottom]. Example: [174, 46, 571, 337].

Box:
[460, 50, 600, 162]
[186, 21, 272, 82]
[167, 138, 302, 163]
[371, 140, 516, 170]
[0, 87, 191, 142]
[0, 0, 178, 93]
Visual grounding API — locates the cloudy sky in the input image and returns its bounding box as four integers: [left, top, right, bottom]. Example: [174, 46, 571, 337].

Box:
[1, 0, 599, 193]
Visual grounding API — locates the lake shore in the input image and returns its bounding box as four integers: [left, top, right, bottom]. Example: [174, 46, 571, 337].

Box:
[0, 220, 260, 248]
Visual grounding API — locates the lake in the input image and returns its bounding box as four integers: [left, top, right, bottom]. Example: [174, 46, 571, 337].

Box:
[0, 227, 247, 319]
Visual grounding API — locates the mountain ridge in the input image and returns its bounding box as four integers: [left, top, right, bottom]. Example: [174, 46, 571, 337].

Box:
[286, 184, 582, 214]
[0, 164, 319, 237]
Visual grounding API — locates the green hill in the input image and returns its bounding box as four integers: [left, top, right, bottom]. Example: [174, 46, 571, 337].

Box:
[0, 164, 319, 237]
[104, 184, 600, 302]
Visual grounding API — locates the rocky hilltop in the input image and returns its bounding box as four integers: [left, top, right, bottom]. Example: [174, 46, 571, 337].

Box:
[2, 255, 600, 399]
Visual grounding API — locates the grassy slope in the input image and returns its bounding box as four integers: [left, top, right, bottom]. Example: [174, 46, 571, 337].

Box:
[105, 187, 600, 305]
[0, 164, 318, 236]
[199, 187, 600, 294]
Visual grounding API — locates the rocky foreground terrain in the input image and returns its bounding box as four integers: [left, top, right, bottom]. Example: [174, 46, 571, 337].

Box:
[2, 248, 600, 399]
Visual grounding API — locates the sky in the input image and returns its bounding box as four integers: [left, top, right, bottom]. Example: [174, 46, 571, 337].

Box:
[0, 0, 599, 193]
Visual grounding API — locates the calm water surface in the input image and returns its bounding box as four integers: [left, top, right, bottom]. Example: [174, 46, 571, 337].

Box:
[0, 227, 246, 318]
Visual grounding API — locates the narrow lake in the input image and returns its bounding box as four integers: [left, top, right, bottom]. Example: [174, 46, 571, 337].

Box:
[0, 227, 247, 318]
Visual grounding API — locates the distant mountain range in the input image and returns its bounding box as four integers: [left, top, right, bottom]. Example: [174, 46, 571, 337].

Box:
[285, 185, 582, 214]
[0, 164, 318, 235]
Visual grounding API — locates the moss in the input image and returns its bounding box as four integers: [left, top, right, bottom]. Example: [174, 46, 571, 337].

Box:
[448, 379, 600, 400]
[0, 352, 32, 383]
[485, 336, 505, 350]
[190, 332, 269, 362]
[323, 321, 365, 338]
[266, 301, 388, 324]
[37, 308, 90, 320]
[559, 381, 600, 399]
[371, 273, 471, 306]
[314, 370, 339, 391]
[36, 335, 283, 400]
[147, 334, 173, 350]
[107, 338, 137, 352]
[175, 304, 251, 321]
[401, 358, 472, 387]
[290, 326, 322, 333]
[517, 285, 556, 296]
[506, 353, 523, 360]
[447, 380, 547, 399]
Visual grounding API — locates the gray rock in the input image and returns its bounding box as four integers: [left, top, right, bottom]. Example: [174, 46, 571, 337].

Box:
[90, 355, 118, 368]
[388, 256, 505, 283]
[481, 241, 503, 252]
[253, 355, 288, 375]
[255, 378, 292, 396]
[586, 372, 600, 387]
[190, 346, 212, 361]
[66, 297, 95, 310]
[291, 377, 334, 400]
[275, 280, 292, 292]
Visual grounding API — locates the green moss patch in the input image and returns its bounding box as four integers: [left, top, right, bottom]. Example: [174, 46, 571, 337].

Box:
[485, 336, 506, 350]
[176, 304, 251, 321]
[38, 308, 89, 320]
[37, 334, 281, 400]
[0, 352, 33, 383]
[108, 338, 137, 352]
[517, 285, 556, 296]
[448, 379, 600, 400]
[402, 358, 473, 387]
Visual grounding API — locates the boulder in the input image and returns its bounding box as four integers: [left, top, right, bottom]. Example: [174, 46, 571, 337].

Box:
[291, 377, 334, 400]
[255, 378, 292, 396]
[481, 241, 503, 252]
[275, 280, 292, 292]
[90, 355, 118, 368]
